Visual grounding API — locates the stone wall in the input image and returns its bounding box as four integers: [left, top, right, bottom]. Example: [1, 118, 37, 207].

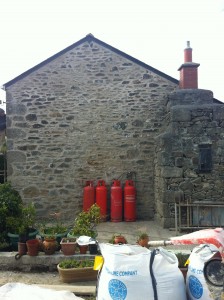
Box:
[155, 89, 224, 228]
[6, 39, 177, 220]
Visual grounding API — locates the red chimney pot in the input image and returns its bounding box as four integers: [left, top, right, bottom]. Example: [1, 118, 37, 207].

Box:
[178, 41, 200, 89]
[184, 41, 192, 63]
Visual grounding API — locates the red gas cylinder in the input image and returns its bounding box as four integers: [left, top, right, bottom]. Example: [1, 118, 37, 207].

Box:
[96, 180, 107, 221]
[83, 181, 95, 212]
[124, 180, 136, 222]
[111, 180, 123, 222]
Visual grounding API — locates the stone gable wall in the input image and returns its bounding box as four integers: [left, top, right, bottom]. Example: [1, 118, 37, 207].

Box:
[6, 41, 177, 220]
[155, 89, 224, 228]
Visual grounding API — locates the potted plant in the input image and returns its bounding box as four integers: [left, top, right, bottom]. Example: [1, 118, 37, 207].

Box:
[0, 182, 25, 248]
[6, 201, 37, 251]
[57, 259, 98, 283]
[137, 232, 149, 247]
[6, 203, 36, 236]
[68, 204, 101, 254]
[26, 238, 40, 256]
[38, 212, 68, 251]
[69, 204, 101, 239]
[109, 234, 127, 244]
[60, 237, 77, 256]
[42, 235, 58, 255]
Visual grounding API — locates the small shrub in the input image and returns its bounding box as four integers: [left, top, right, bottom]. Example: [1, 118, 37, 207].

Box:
[137, 232, 149, 240]
[6, 202, 36, 234]
[38, 212, 68, 238]
[70, 204, 101, 237]
[39, 223, 68, 236]
[0, 183, 24, 241]
[59, 259, 94, 269]
[109, 234, 127, 244]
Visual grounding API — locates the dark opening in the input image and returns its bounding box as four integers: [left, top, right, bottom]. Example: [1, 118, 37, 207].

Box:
[198, 144, 212, 172]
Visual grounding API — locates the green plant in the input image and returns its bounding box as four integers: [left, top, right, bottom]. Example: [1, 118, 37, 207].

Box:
[109, 233, 127, 244]
[61, 237, 76, 243]
[59, 259, 94, 269]
[137, 232, 149, 247]
[0, 139, 7, 154]
[38, 212, 68, 238]
[6, 202, 36, 234]
[0, 183, 26, 240]
[0, 240, 10, 251]
[42, 235, 58, 240]
[70, 204, 101, 238]
[137, 232, 149, 240]
[40, 223, 68, 236]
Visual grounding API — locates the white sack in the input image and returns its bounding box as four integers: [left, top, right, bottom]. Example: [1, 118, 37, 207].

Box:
[97, 243, 186, 300]
[186, 244, 221, 300]
[0, 282, 84, 300]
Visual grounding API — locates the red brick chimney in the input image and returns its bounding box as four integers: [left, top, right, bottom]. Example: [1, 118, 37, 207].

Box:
[178, 41, 200, 89]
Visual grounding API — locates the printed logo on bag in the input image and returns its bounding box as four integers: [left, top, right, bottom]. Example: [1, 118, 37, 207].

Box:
[105, 267, 137, 277]
[189, 275, 203, 299]
[189, 266, 203, 275]
[108, 279, 127, 300]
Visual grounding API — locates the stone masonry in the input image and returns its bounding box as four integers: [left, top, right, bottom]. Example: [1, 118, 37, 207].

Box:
[4, 35, 224, 227]
[155, 89, 224, 227]
[4, 35, 178, 222]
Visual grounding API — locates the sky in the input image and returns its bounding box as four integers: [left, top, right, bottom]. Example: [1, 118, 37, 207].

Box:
[0, 0, 224, 111]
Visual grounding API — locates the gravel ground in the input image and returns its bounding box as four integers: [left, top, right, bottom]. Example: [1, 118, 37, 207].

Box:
[0, 270, 62, 285]
[0, 269, 97, 288]
[0, 270, 97, 299]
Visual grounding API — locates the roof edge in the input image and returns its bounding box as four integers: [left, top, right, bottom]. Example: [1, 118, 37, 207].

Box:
[91, 35, 179, 84]
[3, 34, 179, 88]
[3, 35, 88, 89]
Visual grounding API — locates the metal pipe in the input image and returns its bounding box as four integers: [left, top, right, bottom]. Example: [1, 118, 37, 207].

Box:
[148, 240, 173, 247]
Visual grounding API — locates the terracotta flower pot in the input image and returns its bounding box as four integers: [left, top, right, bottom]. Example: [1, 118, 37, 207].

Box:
[8, 229, 38, 251]
[42, 237, 57, 255]
[114, 235, 127, 244]
[15, 242, 27, 260]
[26, 239, 39, 256]
[39, 231, 67, 251]
[18, 242, 27, 255]
[57, 265, 98, 283]
[137, 236, 149, 248]
[60, 238, 76, 256]
[79, 245, 89, 254]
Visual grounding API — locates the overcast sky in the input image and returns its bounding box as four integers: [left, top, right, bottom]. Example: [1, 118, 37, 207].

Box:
[0, 0, 224, 110]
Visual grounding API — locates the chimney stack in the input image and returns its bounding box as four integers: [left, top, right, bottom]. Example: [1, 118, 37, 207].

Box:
[178, 41, 200, 89]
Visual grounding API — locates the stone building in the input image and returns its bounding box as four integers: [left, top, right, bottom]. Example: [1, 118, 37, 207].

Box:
[3, 34, 224, 228]
[0, 108, 6, 183]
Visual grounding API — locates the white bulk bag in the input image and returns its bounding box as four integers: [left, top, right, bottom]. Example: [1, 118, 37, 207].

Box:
[0, 283, 84, 300]
[97, 243, 186, 300]
[186, 244, 222, 300]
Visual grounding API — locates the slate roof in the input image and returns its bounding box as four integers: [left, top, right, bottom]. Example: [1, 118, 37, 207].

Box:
[3, 34, 179, 89]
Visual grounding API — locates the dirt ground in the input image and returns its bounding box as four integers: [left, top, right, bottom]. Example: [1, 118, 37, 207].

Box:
[0, 270, 97, 287]
[0, 271, 96, 299]
[0, 270, 63, 286]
